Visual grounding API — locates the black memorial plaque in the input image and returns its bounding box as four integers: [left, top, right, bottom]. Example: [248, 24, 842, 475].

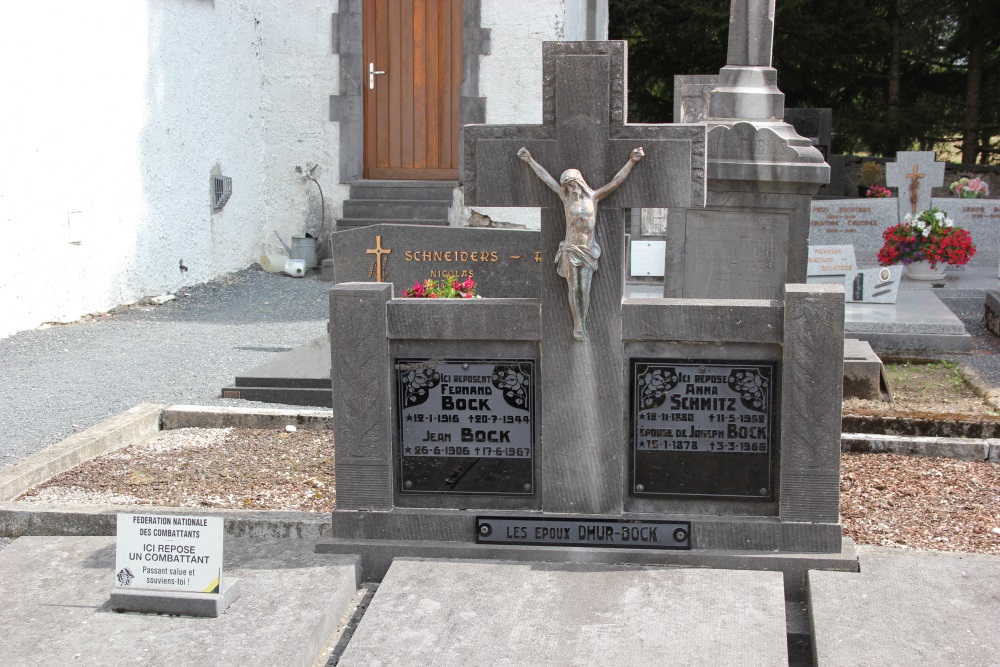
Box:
[396, 359, 535, 494]
[476, 516, 691, 550]
[630, 360, 776, 499]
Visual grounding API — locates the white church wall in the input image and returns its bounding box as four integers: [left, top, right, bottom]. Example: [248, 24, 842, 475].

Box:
[466, 0, 608, 230]
[0, 0, 338, 339]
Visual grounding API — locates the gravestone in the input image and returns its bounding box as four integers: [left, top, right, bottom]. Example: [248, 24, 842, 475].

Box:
[673, 75, 719, 123]
[809, 188, 998, 269]
[321, 5, 854, 585]
[809, 199, 901, 265]
[784, 108, 831, 160]
[842, 266, 901, 304]
[886, 151, 945, 221]
[323, 224, 541, 297]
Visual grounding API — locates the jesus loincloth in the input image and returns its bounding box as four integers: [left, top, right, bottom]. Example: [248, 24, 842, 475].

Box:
[554, 241, 601, 278]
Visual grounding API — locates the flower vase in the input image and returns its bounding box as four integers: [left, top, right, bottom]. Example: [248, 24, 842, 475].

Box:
[904, 260, 947, 281]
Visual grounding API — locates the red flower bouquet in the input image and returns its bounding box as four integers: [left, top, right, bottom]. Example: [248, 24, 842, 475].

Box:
[877, 208, 976, 269]
[402, 277, 477, 298]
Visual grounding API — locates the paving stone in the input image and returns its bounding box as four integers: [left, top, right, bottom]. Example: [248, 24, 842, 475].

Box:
[338, 558, 789, 667]
[809, 548, 1000, 666]
[0, 536, 360, 667]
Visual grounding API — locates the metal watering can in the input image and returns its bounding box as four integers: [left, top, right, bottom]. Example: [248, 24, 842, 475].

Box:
[274, 231, 318, 268]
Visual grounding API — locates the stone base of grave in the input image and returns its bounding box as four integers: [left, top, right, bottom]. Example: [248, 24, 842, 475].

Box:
[845, 290, 972, 353]
[110, 577, 241, 618]
[221, 335, 332, 407]
[317, 509, 858, 595]
[336, 558, 792, 667]
[986, 291, 1000, 338]
[843, 338, 891, 401]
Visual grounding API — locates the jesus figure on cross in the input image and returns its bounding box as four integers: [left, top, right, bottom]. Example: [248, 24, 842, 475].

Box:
[517, 146, 645, 341]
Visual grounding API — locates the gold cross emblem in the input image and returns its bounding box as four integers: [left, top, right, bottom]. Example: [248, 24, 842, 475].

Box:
[366, 235, 392, 282]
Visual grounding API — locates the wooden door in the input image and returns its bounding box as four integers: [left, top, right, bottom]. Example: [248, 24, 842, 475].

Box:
[363, 0, 463, 180]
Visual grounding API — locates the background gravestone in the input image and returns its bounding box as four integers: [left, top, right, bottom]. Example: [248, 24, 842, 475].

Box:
[326, 224, 541, 297]
[886, 151, 946, 221]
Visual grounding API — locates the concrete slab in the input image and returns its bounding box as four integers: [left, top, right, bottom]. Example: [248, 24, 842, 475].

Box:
[845, 290, 971, 352]
[110, 577, 242, 618]
[0, 536, 360, 667]
[808, 548, 1000, 666]
[843, 338, 890, 400]
[337, 558, 789, 667]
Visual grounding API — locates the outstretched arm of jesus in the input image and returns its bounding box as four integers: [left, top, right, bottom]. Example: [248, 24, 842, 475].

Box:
[517, 147, 561, 194]
[593, 147, 644, 202]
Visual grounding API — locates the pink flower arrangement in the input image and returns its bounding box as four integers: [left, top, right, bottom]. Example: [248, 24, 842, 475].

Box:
[402, 277, 477, 298]
[949, 177, 989, 199]
[865, 185, 892, 198]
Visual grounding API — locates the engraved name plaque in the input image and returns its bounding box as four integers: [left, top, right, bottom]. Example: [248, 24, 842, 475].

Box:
[396, 359, 535, 495]
[630, 360, 776, 498]
[476, 517, 691, 550]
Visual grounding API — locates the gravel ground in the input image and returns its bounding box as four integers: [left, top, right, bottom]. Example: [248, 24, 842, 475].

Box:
[19, 427, 336, 511]
[0, 268, 331, 469]
[842, 453, 1000, 555]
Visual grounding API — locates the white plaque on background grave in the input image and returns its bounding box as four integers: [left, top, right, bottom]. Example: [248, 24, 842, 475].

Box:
[808, 245, 857, 276]
[631, 240, 667, 277]
[115, 513, 224, 593]
[843, 266, 901, 304]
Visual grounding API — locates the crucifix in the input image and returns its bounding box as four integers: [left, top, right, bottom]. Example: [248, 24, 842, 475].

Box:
[517, 145, 645, 340]
[464, 41, 706, 513]
[904, 165, 925, 216]
[366, 235, 391, 282]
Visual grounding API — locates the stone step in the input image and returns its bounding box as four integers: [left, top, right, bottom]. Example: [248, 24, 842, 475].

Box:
[336, 218, 449, 230]
[349, 183, 455, 201]
[342, 200, 451, 220]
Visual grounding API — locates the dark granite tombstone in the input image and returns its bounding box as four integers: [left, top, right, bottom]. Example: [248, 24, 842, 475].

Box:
[321, 1, 855, 584]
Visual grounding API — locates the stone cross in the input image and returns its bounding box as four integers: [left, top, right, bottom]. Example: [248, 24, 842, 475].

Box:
[886, 151, 945, 221]
[465, 41, 706, 514]
[727, 0, 776, 67]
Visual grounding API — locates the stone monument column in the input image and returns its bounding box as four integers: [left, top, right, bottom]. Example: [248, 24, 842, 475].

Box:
[663, 0, 843, 541]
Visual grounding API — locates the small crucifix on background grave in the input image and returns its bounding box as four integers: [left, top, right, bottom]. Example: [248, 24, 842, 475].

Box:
[904, 165, 925, 216]
[886, 151, 945, 222]
[517, 146, 645, 340]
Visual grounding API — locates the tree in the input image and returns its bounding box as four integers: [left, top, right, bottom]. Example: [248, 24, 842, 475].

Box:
[609, 0, 1000, 162]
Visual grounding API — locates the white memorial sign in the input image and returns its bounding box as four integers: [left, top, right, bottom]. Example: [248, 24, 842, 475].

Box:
[807, 245, 857, 276]
[631, 240, 667, 277]
[115, 513, 224, 594]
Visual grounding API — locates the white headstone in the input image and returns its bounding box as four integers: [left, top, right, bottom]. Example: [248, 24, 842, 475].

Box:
[885, 151, 945, 221]
[843, 266, 901, 304]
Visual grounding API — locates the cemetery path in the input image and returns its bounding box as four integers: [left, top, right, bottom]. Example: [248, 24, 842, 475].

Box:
[0, 268, 331, 469]
[941, 294, 1000, 385]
